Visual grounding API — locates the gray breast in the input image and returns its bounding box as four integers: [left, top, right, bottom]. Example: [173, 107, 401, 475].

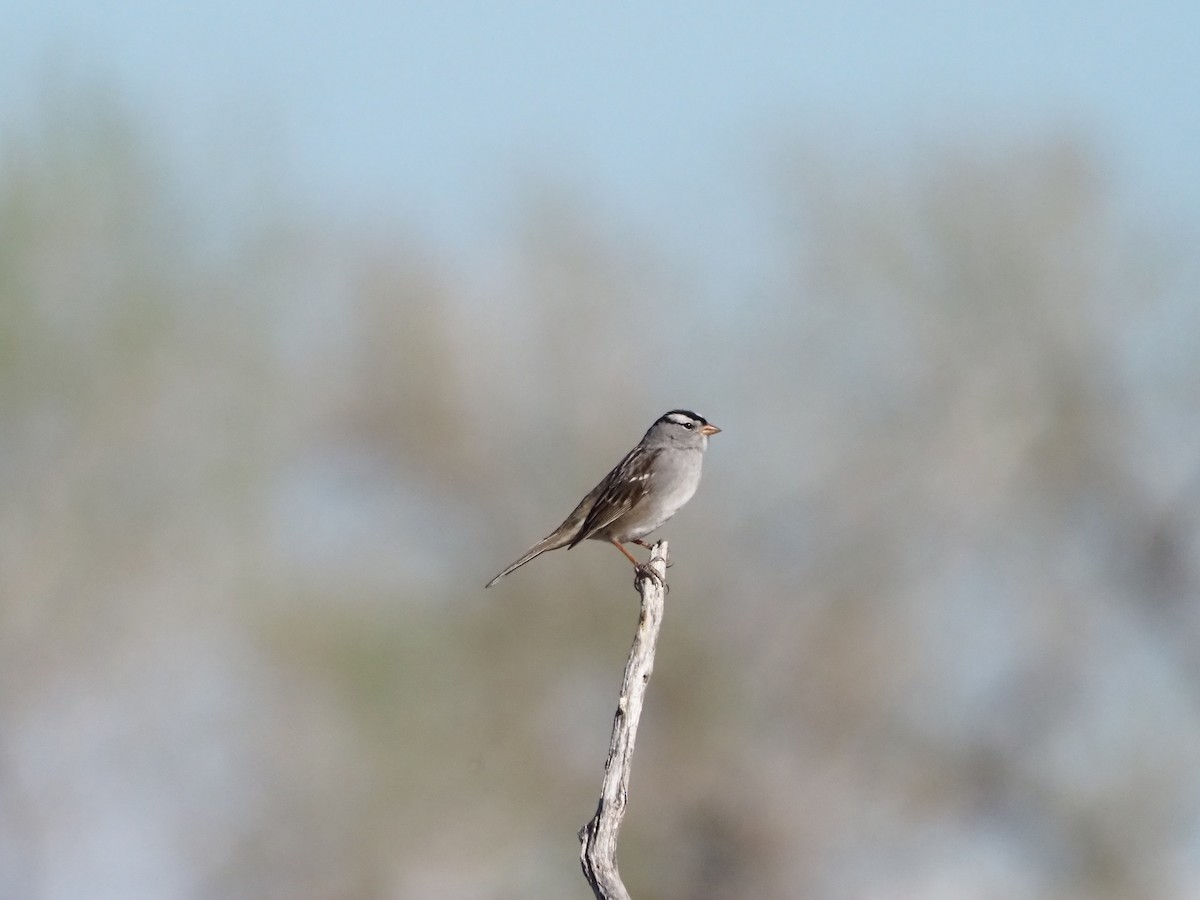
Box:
[617, 448, 704, 541]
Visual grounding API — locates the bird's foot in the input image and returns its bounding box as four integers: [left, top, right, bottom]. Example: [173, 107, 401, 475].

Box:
[634, 562, 668, 593]
[632, 539, 672, 569]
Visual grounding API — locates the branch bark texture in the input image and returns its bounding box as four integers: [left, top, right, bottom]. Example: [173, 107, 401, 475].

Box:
[578, 540, 669, 900]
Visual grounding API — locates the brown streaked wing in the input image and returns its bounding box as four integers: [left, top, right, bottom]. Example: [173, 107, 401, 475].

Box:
[569, 446, 657, 546]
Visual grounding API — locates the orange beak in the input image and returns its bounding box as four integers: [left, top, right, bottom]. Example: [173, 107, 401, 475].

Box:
[701, 423, 721, 436]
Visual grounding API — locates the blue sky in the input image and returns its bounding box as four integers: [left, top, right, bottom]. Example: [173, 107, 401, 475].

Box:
[4, 2, 1199, 275]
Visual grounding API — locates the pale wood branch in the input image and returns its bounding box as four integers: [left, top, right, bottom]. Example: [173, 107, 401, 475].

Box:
[578, 540, 669, 900]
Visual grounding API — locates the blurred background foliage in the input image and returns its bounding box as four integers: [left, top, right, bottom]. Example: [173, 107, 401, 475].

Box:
[2, 90, 1200, 900]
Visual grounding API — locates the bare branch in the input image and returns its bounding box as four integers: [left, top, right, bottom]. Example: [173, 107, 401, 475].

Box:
[578, 541, 669, 900]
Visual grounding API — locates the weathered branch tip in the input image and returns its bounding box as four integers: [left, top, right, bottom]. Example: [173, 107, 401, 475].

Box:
[578, 540, 669, 900]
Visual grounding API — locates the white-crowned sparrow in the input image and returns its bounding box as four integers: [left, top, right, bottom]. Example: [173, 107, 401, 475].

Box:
[485, 410, 720, 587]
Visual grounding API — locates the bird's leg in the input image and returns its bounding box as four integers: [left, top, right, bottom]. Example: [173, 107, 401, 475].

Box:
[610, 539, 643, 567]
[610, 540, 665, 589]
[632, 538, 671, 568]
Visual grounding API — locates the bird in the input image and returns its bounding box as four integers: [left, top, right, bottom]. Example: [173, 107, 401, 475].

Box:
[485, 409, 720, 587]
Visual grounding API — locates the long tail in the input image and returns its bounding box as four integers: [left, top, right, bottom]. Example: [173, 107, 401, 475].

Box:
[485, 541, 556, 588]
[486, 500, 594, 587]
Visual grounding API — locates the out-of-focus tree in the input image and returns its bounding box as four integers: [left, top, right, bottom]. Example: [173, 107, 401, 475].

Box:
[2, 89, 1199, 900]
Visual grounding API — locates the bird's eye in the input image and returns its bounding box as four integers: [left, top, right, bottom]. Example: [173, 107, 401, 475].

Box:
[683, 421, 694, 430]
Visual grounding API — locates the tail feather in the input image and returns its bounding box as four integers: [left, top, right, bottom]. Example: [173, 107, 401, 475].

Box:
[485, 546, 551, 588]
[486, 500, 595, 587]
[486, 531, 578, 587]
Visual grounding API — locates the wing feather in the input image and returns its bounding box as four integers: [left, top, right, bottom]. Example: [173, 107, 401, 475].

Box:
[569, 446, 656, 547]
